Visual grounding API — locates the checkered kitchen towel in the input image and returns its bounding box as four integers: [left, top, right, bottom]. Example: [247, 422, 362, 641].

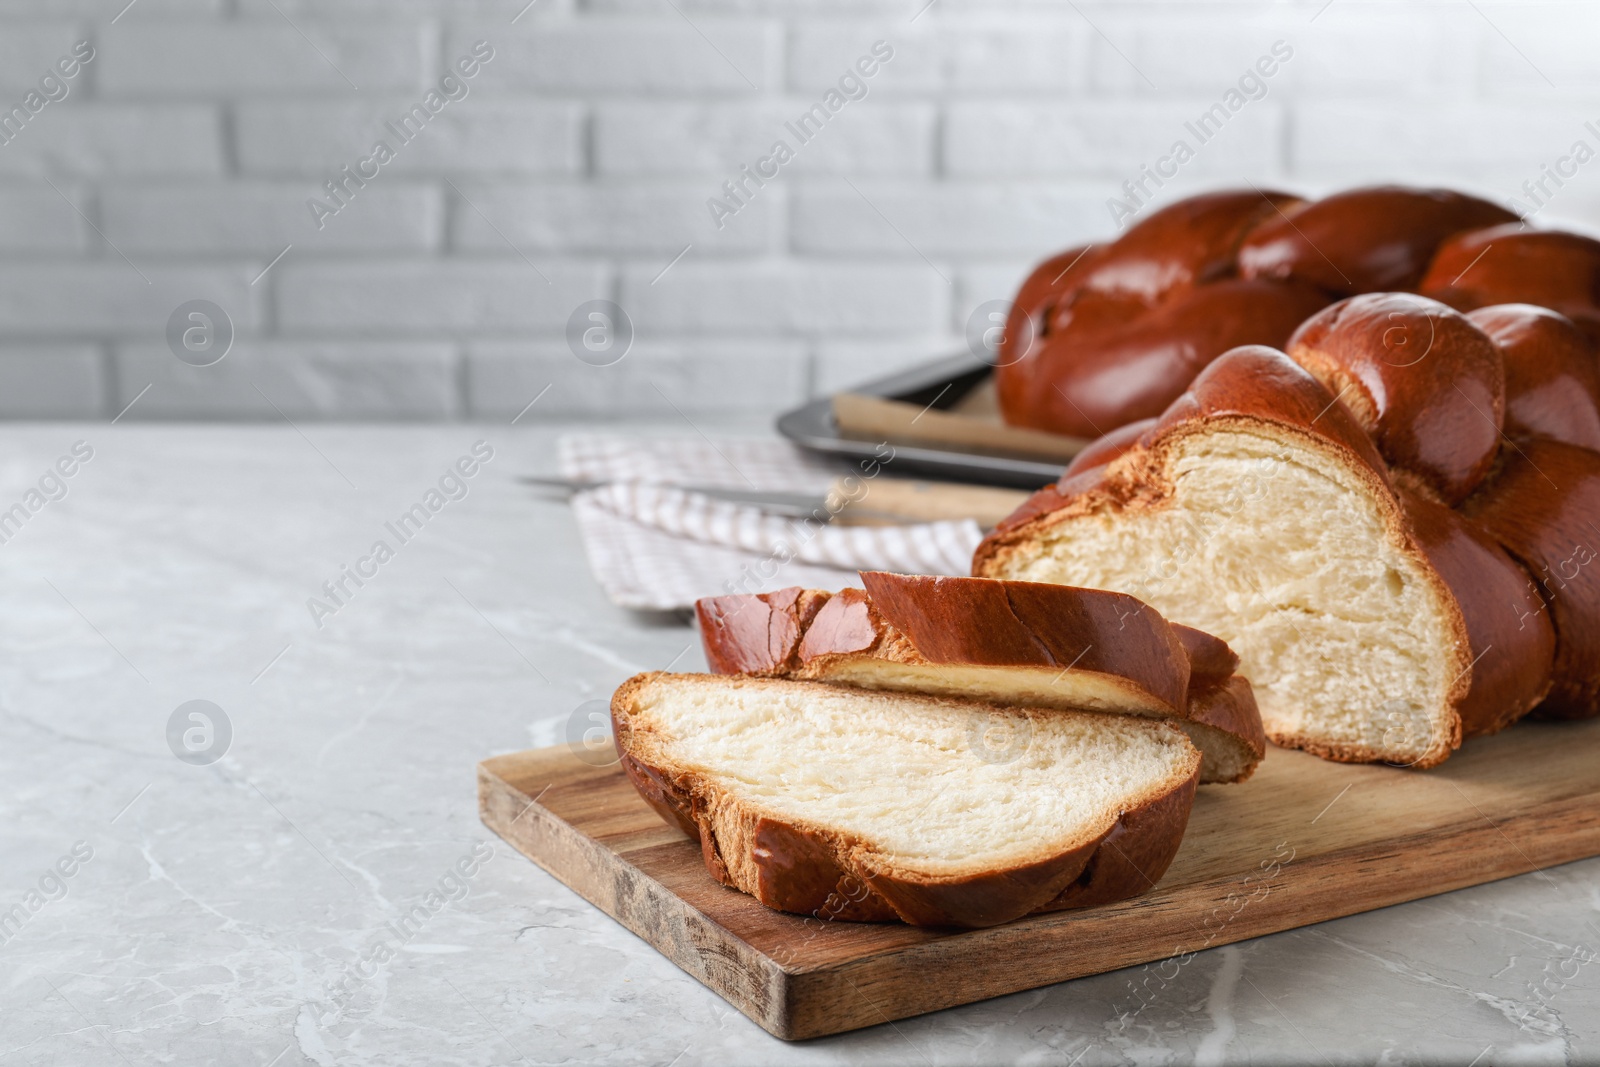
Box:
[558, 434, 984, 611]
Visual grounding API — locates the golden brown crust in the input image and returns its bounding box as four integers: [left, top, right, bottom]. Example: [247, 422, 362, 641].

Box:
[1468, 304, 1600, 452]
[1041, 767, 1200, 909]
[610, 673, 1202, 928]
[1155, 678, 1267, 784]
[1172, 624, 1240, 686]
[795, 587, 883, 664]
[976, 345, 1398, 574]
[995, 189, 1327, 436]
[695, 576, 1264, 784]
[994, 185, 1572, 443]
[1238, 185, 1516, 294]
[995, 243, 1105, 423]
[857, 571, 1192, 712]
[694, 587, 834, 675]
[989, 186, 1600, 454]
[979, 348, 1395, 566]
[1397, 487, 1553, 740]
[995, 191, 1302, 427]
[1287, 294, 1505, 505]
[1072, 189, 1302, 303]
[1184, 676, 1267, 762]
[979, 345, 1398, 584]
[1002, 278, 1331, 437]
[1462, 437, 1600, 719]
[1149, 344, 1395, 479]
[1061, 416, 1156, 479]
[1421, 225, 1600, 342]
[980, 187, 1600, 763]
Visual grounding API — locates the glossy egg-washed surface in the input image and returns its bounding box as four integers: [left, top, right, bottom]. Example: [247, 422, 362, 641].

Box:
[995, 185, 1576, 439]
[991, 185, 1600, 735]
[981, 325, 1600, 738]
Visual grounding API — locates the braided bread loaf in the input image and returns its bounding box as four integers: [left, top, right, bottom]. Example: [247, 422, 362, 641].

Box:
[993, 185, 1600, 438]
[975, 290, 1600, 767]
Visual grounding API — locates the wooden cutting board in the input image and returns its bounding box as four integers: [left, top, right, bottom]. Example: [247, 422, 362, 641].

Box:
[479, 718, 1600, 1041]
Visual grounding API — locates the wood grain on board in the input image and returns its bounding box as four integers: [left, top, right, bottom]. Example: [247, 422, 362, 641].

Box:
[479, 718, 1600, 1040]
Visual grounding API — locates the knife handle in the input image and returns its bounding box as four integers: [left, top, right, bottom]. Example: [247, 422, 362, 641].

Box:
[830, 477, 1031, 528]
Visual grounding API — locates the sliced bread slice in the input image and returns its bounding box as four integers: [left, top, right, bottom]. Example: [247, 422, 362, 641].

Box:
[695, 573, 1265, 783]
[612, 672, 1202, 928]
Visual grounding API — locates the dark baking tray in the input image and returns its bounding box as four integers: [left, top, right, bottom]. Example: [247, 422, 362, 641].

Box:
[775, 352, 1068, 489]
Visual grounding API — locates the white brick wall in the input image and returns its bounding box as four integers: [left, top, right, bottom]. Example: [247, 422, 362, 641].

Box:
[465, 339, 809, 417]
[101, 182, 444, 251]
[97, 24, 438, 94]
[0, 1, 1596, 418]
[276, 260, 607, 331]
[593, 101, 937, 175]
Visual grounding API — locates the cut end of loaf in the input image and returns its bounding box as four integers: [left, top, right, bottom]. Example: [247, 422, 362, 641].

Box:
[613, 673, 1201, 926]
[983, 420, 1466, 767]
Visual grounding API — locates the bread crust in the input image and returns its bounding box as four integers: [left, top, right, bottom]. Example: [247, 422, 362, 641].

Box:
[1463, 437, 1600, 719]
[610, 673, 1202, 929]
[694, 586, 833, 675]
[1468, 304, 1600, 452]
[975, 347, 1487, 767]
[1146, 344, 1395, 480]
[1172, 624, 1240, 685]
[1185, 676, 1266, 748]
[1070, 189, 1302, 303]
[1238, 185, 1516, 294]
[1422, 225, 1600, 342]
[995, 243, 1102, 422]
[995, 185, 1600, 444]
[996, 190, 1325, 436]
[1287, 294, 1505, 504]
[1397, 487, 1554, 739]
[857, 571, 1192, 711]
[1003, 277, 1331, 437]
[1061, 416, 1156, 480]
[696, 575, 1264, 783]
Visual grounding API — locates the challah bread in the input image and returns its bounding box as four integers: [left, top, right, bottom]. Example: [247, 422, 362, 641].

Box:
[611, 672, 1201, 927]
[695, 573, 1265, 783]
[994, 185, 1596, 440]
[1009, 279, 1333, 439]
[1421, 225, 1600, 342]
[997, 190, 1332, 438]
[974, 344, 1558, 767]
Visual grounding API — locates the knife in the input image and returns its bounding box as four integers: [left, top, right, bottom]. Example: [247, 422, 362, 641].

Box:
[519, 476, 1031, 528]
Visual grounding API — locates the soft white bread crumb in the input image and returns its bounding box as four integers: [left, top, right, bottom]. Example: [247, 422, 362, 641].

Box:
[998, 429, 1458, 765]
[620, 674, 1200, 878]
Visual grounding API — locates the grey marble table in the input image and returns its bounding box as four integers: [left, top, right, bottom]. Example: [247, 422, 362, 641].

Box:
[1, 422, 1596, 1067]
